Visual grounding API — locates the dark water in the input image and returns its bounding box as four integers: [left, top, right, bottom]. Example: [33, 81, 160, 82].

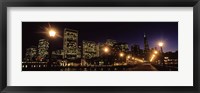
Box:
[22, 66, 133, 71]
[22, 65, 178, 71]
[60, 67, 128, 71]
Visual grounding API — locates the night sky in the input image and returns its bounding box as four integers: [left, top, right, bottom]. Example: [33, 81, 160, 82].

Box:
[22, 22, 178, 58]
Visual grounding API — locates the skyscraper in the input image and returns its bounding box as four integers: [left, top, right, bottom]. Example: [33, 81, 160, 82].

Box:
[63, 28, 78, 59]
[144, 32, 150, 61]
[82, 40, 99, 59]
[38, 39, 49, 60]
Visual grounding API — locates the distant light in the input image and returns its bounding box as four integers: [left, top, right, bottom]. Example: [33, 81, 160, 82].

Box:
[119, 52, 124, 57]
[103, 47, 109, 53]
[127, 55, 131, 59]
[49, 30, 56, 37]
[154, 51, 158, 54]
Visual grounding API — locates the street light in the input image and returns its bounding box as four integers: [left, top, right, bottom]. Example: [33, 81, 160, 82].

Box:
[119, 52, 125, 64]
[49, 30, 56, 37]
[158, 42, 163, 47]
[154, 50, 158, 54]
[158, 41, 165, 67]
[158, 41, 164, 53]
[119, 52, 124, 57]
[103, 47, 109, 53]
[127, 55, 131, 59]
[48, 29, 56, 68]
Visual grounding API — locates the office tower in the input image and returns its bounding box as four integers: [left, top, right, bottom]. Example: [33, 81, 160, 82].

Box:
[144, 32, 150, 61]
[25, 46, 37, 61]
[113, 42, 129, 54]
[82, 40, 99, 59]
[38, 39, 49, 59]
[63, 28, 78, 59]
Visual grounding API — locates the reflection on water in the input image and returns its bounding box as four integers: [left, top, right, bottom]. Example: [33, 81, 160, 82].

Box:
[60, 67, 128, 71]
[22, 66, 133, 71]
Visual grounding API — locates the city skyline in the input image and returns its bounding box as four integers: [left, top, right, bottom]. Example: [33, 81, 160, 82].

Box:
[22, 22, 178, 71]
[22, 22, 178, 59]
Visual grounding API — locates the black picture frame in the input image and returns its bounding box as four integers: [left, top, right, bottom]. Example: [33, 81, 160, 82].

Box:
[0, 0, 199, 93]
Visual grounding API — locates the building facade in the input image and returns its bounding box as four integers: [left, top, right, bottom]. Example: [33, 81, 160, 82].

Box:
[25, 46, 37, 61]
[144, 33, 150, 61]
[63, 28, 78, 59]
[52, 49, 64, 59]
[105, 39, 116, 47]
[163, 51, 178, 65]
[82, 40, 99, 59]
[113, 42, 129, 54]
[144, 33, 150, 54]
[38, 39, 49, 61]
[98, 39, 117, 56]
[131, 44, 143, 57]
[77, 46, 82, 59]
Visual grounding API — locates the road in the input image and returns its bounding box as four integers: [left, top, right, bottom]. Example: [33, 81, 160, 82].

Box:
[128, 63, 158, 71]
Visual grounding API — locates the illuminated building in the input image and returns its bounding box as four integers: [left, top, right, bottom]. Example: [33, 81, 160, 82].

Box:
[144, 32, 150, 61]
[82, 40, 99, 59]
[113, 42, 129, 54]
[52, 50, 64, 59]
[98, 42, 106, 56]
[63, 28, 78, 59]
[163, 51, 178, 65]
[25, 46, 37, 61]
[105, 39, 116, 47]
[98, 39, 116, 56]
[112, 42, 129, 64]
[96, 44, 100, 57]
[38, 39, 49, 60]
[77, 46, 82, 58]
[131, 44, 143, 56]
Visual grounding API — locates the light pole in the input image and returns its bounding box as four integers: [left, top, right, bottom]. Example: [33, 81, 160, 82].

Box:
[103, 47, 110, 65]
[126, 55, 131, 62]
[119, 52, 124, 63]
[154, 50, 158, 64]
[158, 42, 165, 67]
[48, 30, 56, 68]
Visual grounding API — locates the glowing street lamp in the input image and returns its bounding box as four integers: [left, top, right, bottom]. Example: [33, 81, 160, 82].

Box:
[103, 47, 109, 53]
[158, 41, 164, 53]
[119, 52, 125, 63]
[49, 30, 56, 37]
[48, 29, 56, 68]
[154, 50, 158, 54]
[127, 55, 131, 59]
[158, 42, 163, 47]
[119, 52, 124, 57]
[158, 41, 165, 67]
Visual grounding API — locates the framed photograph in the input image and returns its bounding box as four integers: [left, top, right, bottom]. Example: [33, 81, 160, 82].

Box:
[0, 0, 199, 93]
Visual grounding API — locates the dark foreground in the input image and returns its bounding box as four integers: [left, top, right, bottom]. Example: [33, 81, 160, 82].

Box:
[22, 63, 178, 71]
